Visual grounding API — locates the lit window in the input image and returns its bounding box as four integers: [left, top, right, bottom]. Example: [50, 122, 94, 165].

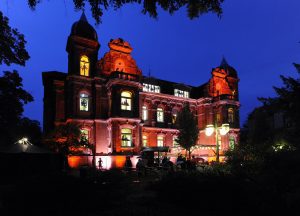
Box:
[80, 129, 89, 142]
[173, 136, 179, 147]
[157, 135, 164, 147]
[172, 112, 177, 124]
[121, 91, 132, 111]
[157, 108, 164, 122]
[228, 108, 234, 123]
[143, 83, 160, 93]
[142, 106, 148, 121]
[121, 128, 132, 147]
[142, 135, 148, 147]
[174, 89, 189, 98]
[80, 55, 89, 76]
[80, 93, 89, 111]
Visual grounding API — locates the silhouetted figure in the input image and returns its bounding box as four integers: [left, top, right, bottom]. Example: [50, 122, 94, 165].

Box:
[136, 159, 145, 177]
[124, 156, 132, 171]
[98, 158, 103, 170]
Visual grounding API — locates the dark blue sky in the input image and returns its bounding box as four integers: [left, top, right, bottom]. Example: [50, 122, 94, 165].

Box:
[1, 0, 300, 128]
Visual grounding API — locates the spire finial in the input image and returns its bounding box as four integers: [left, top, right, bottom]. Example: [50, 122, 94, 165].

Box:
[80, 10, 88, 22]
[220, 56, 229, 67]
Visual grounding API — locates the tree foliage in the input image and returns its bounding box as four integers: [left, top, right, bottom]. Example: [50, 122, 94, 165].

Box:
[44, 122, 92, 155]
[0, 70, 35, 146]
[27, 0, 224, 24]
[175, 103, 199, 158]
[0, 12, 30, 66]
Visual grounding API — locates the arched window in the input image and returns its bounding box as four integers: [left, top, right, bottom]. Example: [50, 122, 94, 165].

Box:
[142, 105, 148, 121]
[121, 128, 132, 147]
[121, 91, 132, 111]
[157, 135, 164, 147]
[79, 93, 89, 111]
[228, 108, 234, 123]
[142, 135, 148, 147]
[157, 108, 164, 122]
[80, 55, 89, 76]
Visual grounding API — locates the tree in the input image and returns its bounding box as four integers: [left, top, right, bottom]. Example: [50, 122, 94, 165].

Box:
[27, 0, 224, 24]
[0, 11, 30, 66]
[43, 122, 94, 169]
[0, 70, 34, 146]
[175, 103, 199, 159]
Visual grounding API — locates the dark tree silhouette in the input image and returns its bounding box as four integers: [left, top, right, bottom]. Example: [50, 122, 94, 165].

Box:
[175, 103, 199, 159]
[27, 0, 224, 23]
[0, 70, 34, 146]
[0, 12, 30, 66]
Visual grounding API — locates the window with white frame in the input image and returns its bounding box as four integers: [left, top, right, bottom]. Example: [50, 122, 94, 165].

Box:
[157, 108, 164, 122]
[157, 135, 164, 147]
[142, 135, 148, 147]
[174, 89, 189, 98]
[142, 106, 148, 121]
[143, 83, 160, 93]
[121, 91, 132, 111]
[79, 93, 89, 111]
[121, 128, 132, 147]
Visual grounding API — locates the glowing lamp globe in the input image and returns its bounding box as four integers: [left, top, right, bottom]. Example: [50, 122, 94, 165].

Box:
[205, 125, 214, 136]
[219, 124, 230, 135]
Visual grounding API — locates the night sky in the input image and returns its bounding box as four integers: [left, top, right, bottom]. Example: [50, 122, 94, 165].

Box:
[1, 0, 300, 129]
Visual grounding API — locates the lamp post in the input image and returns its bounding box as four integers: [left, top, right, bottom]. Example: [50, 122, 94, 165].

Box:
[205, 123, 230, 162]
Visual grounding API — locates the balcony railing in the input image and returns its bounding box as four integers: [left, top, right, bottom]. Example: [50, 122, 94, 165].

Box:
[110, 71, 140, 82]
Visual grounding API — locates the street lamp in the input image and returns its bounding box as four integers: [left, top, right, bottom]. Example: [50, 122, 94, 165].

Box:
[205, 123, 230, 162]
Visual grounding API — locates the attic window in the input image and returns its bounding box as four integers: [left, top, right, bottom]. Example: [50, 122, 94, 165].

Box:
[174, 89, 189, 98]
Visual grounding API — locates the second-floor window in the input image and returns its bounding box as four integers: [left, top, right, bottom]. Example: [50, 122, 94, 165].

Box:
[80, 55, 89, 76]
[121, 91, 132, 111]
[142, 106, 148, 121]
[157, 108, 164, 122]
[79, 93, 89, 111]
[174, 89, 189, 98]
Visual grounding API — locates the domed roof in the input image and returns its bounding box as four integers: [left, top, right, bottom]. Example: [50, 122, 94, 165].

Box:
[219, 57, 238, 78]
[71, 12, 98, 41]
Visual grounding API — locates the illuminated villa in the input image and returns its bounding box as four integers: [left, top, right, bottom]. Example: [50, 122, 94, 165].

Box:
[42, 13, 240, 168]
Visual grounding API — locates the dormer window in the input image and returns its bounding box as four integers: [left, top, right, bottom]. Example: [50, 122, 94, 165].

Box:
[80, 55, 89, 76]
[174, 89, 189, 98]
[143, 83, 160, 93]
[121, 91, 132, 111]
[79, 93, 89, 111]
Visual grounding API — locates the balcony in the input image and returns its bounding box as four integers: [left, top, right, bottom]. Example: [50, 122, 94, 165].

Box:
[109, 71, 140, 82]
